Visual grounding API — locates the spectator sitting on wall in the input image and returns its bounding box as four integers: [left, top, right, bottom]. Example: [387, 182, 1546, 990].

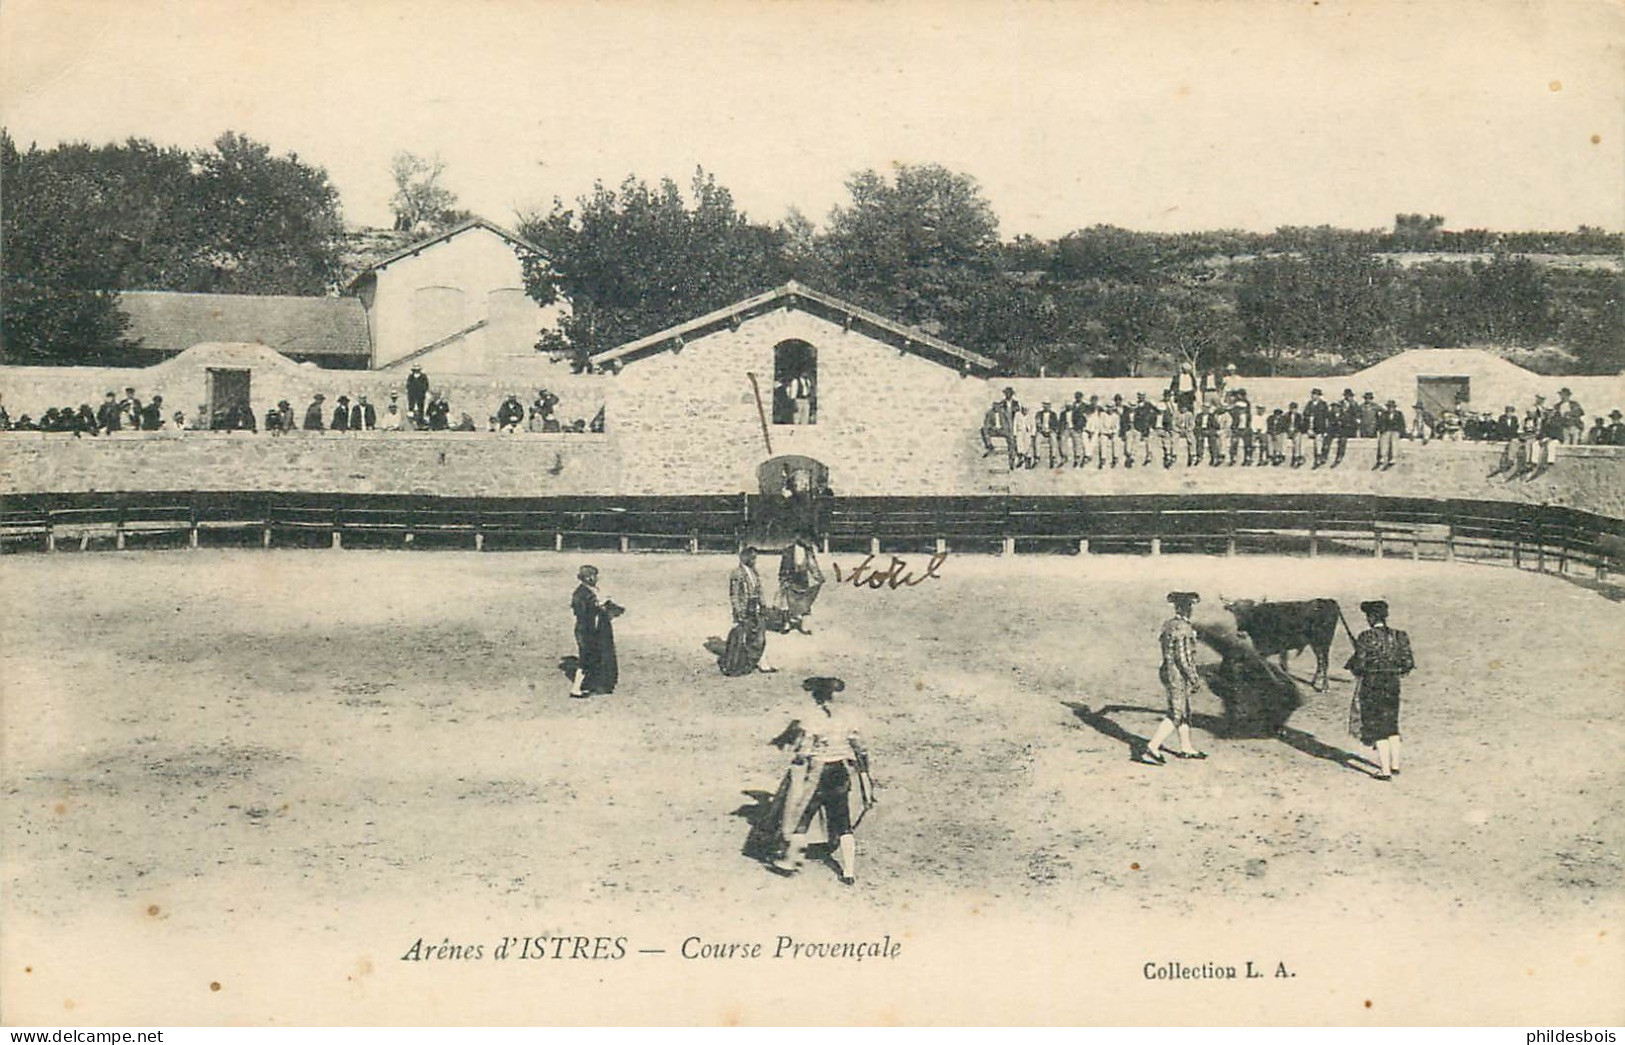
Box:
[529, 389, 560, 432]
[171, 411, 187, 431]
[454, 411, 477, 432]
[1588, 416, 1609, 445]
[96, 391, 122, 433]
[381, 392, 405, 431]
[1607, 410, 1625, 445]
[224, 401, 256, 432]
[497, 394, 525, 432]
[13, 414, 37, 430]
[331, 395, 351, 432]
[426, 394, 451, 431]
[275, 400, 295, 434]
[980, 398, 1007, 459]
[351, 394, 377, 432]
[265, 402, 283, 432]
[302, 394, 325, 431]
[119, 387, 141, 430]
[139, 396, 163, 431]
[75, 404, 99, 436]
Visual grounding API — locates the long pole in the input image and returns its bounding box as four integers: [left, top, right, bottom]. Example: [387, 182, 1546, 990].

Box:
[746, 372, 774, 456]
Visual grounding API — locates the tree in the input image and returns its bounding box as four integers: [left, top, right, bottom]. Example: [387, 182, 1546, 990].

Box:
[518, 168, 791, 366]
[389, 151, 464, 233]
[1391, 213, 1446, 250]
[820, 163, 1002, 343]
[1237, 249, 1403, 372]
[193, 132, 346, 295]
[1, 131, 135, 363]
[0, 129, 347, 363]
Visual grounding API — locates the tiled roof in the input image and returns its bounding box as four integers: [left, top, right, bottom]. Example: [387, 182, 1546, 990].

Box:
[589, 281, 998, 373]
[119, 291, 371, 359]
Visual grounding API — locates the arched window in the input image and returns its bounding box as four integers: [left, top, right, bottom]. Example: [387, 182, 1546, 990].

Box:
[772, 340, 817, 425]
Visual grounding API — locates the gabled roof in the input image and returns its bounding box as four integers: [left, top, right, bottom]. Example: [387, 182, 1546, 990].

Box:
[119, 291, 371, 358]
[589, 282, 998, 373]
[1350, 347, 1540, 378]
[344, 218, 548, 290]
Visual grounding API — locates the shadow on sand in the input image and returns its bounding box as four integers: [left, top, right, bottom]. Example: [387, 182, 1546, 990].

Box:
[1550, 571, 1625, 604]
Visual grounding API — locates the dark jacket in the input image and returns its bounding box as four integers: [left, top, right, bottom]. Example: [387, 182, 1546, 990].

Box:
[304, 402, 325, 430]
[1305, 399, 1330, 435]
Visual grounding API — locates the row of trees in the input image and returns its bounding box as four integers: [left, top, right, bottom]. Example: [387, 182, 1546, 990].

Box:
[521, 166, 1623, 376]
[4, 128, 1621, 375]
[1, 130, 347, 363]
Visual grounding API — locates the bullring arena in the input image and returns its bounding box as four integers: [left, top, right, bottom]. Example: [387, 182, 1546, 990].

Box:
[3, 285, 1624, 1025]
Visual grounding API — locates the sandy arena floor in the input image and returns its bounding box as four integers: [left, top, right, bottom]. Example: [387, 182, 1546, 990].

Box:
[2, 549, 1621, 1025]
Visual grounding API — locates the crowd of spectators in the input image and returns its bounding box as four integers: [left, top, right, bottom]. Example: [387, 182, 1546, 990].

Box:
[979, 365, 1625, 477]
[0, 366, 606, 438]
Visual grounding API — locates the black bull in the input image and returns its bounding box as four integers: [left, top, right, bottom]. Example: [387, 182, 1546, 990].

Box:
[1221, 598, 1355, 693]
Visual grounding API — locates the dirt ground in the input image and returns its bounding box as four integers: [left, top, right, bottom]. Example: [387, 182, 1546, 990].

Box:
[2, 548, 1621, 1025]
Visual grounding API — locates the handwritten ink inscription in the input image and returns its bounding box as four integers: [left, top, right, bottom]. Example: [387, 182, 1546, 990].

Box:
[830, 552, 948, 590]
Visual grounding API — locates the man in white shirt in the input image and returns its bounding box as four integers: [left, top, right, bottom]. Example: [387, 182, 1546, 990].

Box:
[1087, 399, 1118, 469]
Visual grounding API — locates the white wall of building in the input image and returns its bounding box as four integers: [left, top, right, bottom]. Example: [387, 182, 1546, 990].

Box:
[366, 227, 569, 373]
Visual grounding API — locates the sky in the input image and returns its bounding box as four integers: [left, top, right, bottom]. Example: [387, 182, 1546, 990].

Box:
[2, 0, 1622, 239]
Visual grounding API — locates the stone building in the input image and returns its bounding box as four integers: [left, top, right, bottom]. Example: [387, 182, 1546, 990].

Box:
[591, 281, 996, 495]
[345, 217, 569, 373]
[104, 218, 568, 376]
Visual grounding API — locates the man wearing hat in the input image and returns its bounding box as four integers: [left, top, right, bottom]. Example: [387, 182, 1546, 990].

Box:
[303, 394, 326, 431]
[1346, 599, 1414, 781]
[350, 394, 377, 432]
[1087, 395, 1118, 469]
[1304, 388, 1330, 467]
[991, 386, 1021, 470]
[96, 391, 122, 433]
[331, 395, 351, 432]
[1521, 394, 1556, 474]
[1490, 405, 1529, 476]
[1357, 392, 1380, 439]
[1140, 591, 1208, 765]
[382, 391, 406, 432]
[1155, 390, 1179, 468]
[1555, 388, 1584, 445]
[769, 676, 873, 883]
[1130, 391, 1158, 467]
[1607, 409, 1625, 446]
[1328, 389, 1358, 467]
[1063, 391, 1090, 467]
[405, 365, 430, 425]
[1374, 398, 1405, 469]
[1035, 399, 1063, 468]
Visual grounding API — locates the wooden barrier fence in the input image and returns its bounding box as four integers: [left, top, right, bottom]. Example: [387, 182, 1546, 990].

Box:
[2, 491, 1621, 580]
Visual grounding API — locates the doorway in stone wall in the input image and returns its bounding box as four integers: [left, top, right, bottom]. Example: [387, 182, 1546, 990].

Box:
[1416, 376, 1470, 419]
[749, 454, 830, 548]
[206, 368, 251, 429]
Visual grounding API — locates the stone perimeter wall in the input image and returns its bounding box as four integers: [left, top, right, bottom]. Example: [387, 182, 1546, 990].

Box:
[0, 430, 621, 498]
[2, 427, 1622, 521]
